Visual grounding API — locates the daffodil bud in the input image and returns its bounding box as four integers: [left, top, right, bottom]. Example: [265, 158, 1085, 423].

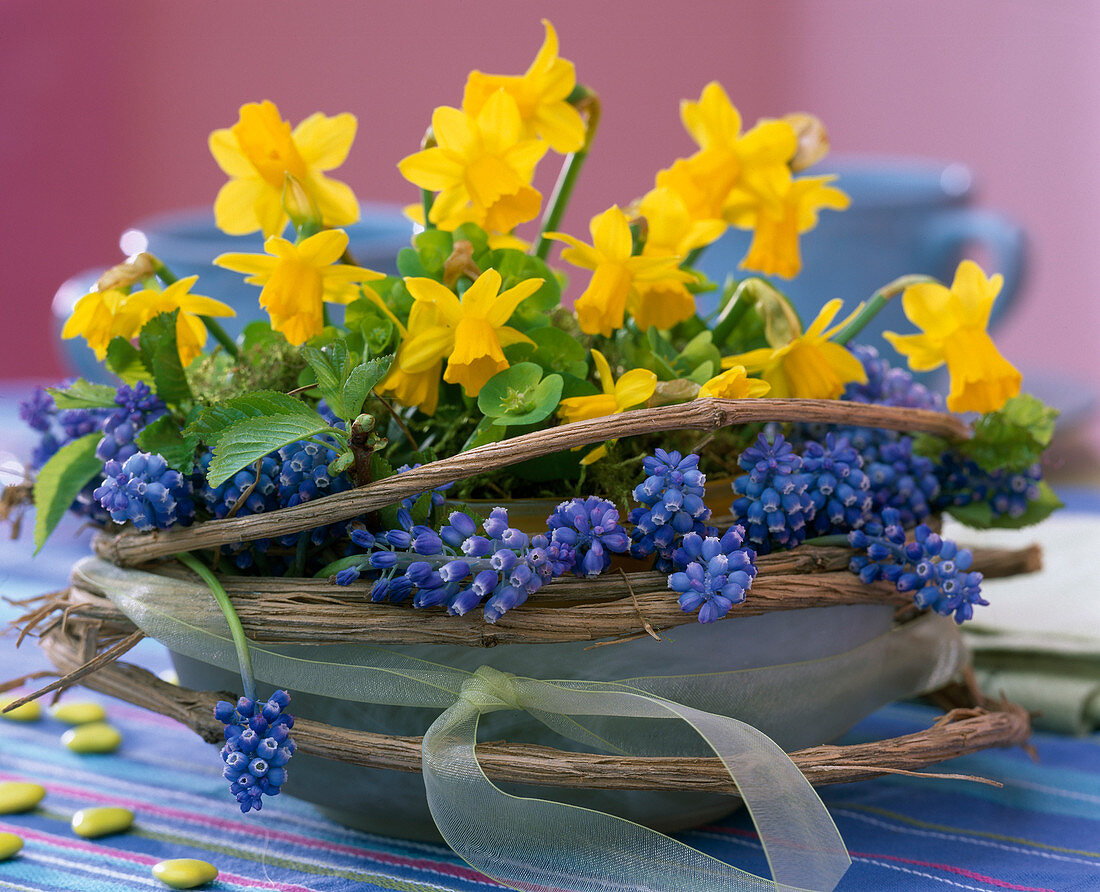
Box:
[283, 174, 323, 239]
[749, 280, 803, 347]
[784, 112, 830, 172]
[94, 252, 156, 292]
[443, 240, 482, 289]
[648, 379, 700, 407]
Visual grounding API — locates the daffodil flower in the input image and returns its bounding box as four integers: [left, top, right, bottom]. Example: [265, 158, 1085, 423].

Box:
[884, 260, 1021, 413]
[655, 82, 798, 224]
[722, 299, 867, 399]
[378, 301, 444, 415]
[734, 175, 850, 279]
[123, 276, 236, 367]
[215, 229, 383, 346]
[209, 101, 360, 238]
[462, 20, 586, 154]
[61, 287, 140, 360]
[558, 349, 657, 464]
[698, 365, 771, 400]
[399, 91, 547, 234]
[547, 206, 692, 336]
[398, 269, 542, 397]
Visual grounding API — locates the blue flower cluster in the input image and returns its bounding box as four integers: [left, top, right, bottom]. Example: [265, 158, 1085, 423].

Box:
[730, 433, 815, 554]
[936, 455, 1043, 520]
[395, 463, 453, 518]
[548, 496, 629, 576]
[336, 504, 584, 622]
[214, 691, 296, 814]
[628, 450, 714, 570]
[801, 433, 873, 536]
[93, 452, 195, 531]
[843, 344, 943, 411]
[668, 527, 758, 623]
[849, 508, 987, 623]
[95, 382, 167, 464]
[852, 431, 940, 527]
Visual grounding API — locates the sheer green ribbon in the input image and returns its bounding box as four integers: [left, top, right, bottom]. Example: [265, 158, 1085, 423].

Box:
[74, 557, 965, 892]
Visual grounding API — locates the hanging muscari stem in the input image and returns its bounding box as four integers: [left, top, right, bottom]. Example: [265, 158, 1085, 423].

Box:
[533, 86, 601, 261]
[147, 255, 240, 358]
[833, 274, 938, 345]
[175, 551, 256, 701]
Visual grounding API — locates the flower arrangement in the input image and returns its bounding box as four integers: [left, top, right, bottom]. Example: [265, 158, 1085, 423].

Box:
[5, 19, 1058, 891]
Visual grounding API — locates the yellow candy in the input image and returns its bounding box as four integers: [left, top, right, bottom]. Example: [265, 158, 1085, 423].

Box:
[0, 832, 23, 860]
[61, 722, 122, 754]
[71, 806, 133, 838]
[0, 782, 45, 815]
[152, 858, 219, 889]
[50, 701, 107, 725]
[0, 698, 41, 722]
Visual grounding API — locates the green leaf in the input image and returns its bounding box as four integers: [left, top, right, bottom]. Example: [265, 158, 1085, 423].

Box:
[187, 390, 319, 447]
[343, 355, 395, 420]
[396, 246, 426, 278]
[414, 229, 456, 279]
[241, 321, 285, 352]
[514, 326, 588, 378]
[301, 345, 344, 417]
[463, 416, 506, 450]
[135, 415, 200, 473]
[344, 296, 396, 355]
[328, 451, 354, 475]
[487, 250, 561, 326]
[452, 222, 490, 257]
[138, 310, 192, 406]
[964, 394, 1060, 473]
[46, 379, 117, 410]
[33, 433, 102, 553]
[207, 415, 335, 488]
[106, 337, 151, 386]
[949, 481, 1063, 530]
[477, 363, 563, 426]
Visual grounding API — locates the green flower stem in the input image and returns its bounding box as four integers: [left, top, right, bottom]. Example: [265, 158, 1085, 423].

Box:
[533, 89, 601, 261]
[711, 279, 760, 347]
[421, 189, 436, 231]
[148, 255, 240, 359]
[683, 245, 706, 269]
[833, 274, 938, 346]
[175, 551, 256, 701]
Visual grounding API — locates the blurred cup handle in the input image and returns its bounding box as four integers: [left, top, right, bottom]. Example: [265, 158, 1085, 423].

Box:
[918, 208, 1027, 329]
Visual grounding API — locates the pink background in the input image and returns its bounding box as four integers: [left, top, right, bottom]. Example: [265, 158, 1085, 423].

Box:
[3, 0, 1097, 436]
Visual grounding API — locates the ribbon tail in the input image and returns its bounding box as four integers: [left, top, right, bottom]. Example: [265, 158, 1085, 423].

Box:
[422, 694, 847, 892]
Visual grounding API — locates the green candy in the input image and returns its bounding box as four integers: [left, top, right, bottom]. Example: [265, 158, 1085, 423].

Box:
[152, 858, 219, 889]
[0, 831, 23, 860]
[71, 806, 133, 838]
[0, 782, 45, 814]
[50, 701, 107, 725]
[61, 722, 122, 754]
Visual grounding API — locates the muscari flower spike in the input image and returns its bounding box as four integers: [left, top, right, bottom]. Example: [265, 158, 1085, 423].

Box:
[96, 381, 168, 464]
[668, 526, 758, 623]
[936, 455, 1044, 520]
[93, 451, 195, 532]
[214, 691, 296, 814]
[848, 507, 987, 623]
[547, 496, 629, 577]
[628, 449, 714, 571]
[800, 433, 873, 536]
[730, 433, 815, 554]
[843, 343, 943, 411]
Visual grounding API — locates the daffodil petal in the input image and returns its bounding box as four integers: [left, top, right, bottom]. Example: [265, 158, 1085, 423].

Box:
[614, 368, 657, 409]
[292, 112, 357, 170]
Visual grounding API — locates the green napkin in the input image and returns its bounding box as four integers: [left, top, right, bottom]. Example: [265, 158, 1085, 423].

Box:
[945, 513, 1100, 735]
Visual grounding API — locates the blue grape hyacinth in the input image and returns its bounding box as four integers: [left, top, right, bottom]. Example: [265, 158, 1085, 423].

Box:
[800, 433, 873, 536]
[730, 433, 815, 554]
[668, 526, 758, 623]
[215, 691, 296, 814]
[93, 452, 195, 531]
[628, 449, 714, 570]
[848, 508, 987, 623]
[843, 343, 944, 411]
[936, 454, 1043, 520]
[95, 381, 167, 464]
[547, 496, 629, 577]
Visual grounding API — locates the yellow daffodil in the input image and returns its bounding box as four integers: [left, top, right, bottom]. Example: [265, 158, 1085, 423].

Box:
[215, 229, 383, 346]
[61, 287, 140, 360]
[399, 91, 548, 234]
[547, 206, 693, 336]
[557, 349, 657, 464]
[123, 276, 236, 367]
[722, 299, 867, 399]
[884, 260, 1021, 413]
[378, 301, 443, 415]
[398, 269, 542, 397]
[698, 365, 771, 400]
[209, 101, 360, 238]
[655, 83, 797, 224]
[462, 19, 586, 154]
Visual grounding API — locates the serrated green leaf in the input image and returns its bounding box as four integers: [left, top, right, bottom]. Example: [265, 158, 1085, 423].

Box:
[187, 390, 318, 446]
[135, 415, 199, 473]
[138, 310, 192, 406]
[328, 451, 354, 475]
[301, 345, 344, 417]
[33, 433, 102, 553]
[207, 415, 334, 488]
[343, 355, 395, 420]
[47, 379, 117, 410]
[106, 337, 151, 386]
[963, 394, 1060, 473]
